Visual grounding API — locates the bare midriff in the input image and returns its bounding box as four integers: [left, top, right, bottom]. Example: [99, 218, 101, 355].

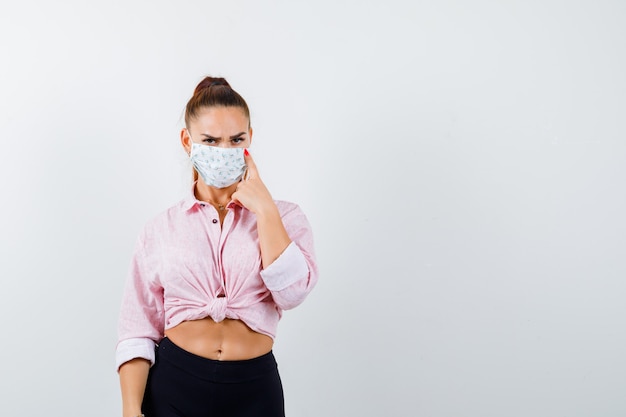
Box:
[164, 317, 273, 361]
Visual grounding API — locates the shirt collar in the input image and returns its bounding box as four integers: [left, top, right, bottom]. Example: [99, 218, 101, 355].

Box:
[182, 181, 239, 212]
[182, 181, 200, 211]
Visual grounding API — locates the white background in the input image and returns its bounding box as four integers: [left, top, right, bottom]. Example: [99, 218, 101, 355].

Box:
[1, 1, 625, 416]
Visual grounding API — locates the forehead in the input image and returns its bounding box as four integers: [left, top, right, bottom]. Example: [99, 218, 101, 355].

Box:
[190, 107, 249, 135]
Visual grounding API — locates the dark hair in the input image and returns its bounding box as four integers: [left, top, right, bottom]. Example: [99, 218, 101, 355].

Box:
[184, 76, 251, 127]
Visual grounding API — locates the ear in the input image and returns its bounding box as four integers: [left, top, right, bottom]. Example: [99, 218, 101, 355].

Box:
[180, 128, 192, 154]
[248, 127, 253, 146]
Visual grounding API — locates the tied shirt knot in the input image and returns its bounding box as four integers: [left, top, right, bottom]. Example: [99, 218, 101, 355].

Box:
[206, 296, 227, 322]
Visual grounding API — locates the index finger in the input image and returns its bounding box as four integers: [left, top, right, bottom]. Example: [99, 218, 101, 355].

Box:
[243, 149, 259, 180]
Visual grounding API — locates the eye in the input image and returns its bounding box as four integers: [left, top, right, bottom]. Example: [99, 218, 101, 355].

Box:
[202, 138, 217, 144]
[231, 136, 245, 144]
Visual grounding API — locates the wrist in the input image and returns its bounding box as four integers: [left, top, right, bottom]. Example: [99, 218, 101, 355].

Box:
[123, 406, 143, 417]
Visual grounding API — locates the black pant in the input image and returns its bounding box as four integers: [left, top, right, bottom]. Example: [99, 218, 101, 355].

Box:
[142, 337, 285, 417]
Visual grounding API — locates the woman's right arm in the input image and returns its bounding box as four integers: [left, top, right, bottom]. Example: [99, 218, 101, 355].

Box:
[117, 232, 164, 416]
[119, 358, 150, 417]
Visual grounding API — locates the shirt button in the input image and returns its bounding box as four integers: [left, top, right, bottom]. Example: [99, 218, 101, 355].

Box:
[212, 219, 218, 224]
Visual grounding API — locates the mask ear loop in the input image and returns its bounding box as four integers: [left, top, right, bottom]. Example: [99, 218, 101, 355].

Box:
[186, 129, 192, 156]
[186, 129, 195, 156]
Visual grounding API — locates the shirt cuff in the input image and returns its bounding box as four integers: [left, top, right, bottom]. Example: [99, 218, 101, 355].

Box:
[260, 241, 310, 291]
[116, 337, 156, 371]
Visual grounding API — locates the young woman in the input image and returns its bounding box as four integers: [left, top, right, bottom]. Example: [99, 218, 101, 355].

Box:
[116, 76, 318, 417]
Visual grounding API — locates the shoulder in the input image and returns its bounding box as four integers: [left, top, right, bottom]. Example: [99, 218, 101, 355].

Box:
[273, 199, 313, 231]
[273, 199, 306, 217]
[138, 198, 190, 239]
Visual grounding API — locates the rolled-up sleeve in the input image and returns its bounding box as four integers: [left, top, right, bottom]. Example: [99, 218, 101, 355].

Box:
[116, 234, 164, 371]
[260, 203, 318, 310]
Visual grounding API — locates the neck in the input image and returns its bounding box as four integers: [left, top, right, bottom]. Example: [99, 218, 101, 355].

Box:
[194, 178, 237, 206]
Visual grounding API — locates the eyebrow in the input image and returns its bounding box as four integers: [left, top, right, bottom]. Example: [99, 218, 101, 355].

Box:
[201, 132, 246, 140]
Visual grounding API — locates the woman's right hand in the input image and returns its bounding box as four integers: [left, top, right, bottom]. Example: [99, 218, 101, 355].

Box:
[119, 358, 150, 417]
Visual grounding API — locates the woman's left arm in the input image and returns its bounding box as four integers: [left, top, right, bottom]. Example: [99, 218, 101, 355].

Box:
[232, 150, 291, 267]
[233, 151, 318, 309]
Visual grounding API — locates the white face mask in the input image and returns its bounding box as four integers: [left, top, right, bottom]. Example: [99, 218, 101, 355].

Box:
[188, 133, 248, 188]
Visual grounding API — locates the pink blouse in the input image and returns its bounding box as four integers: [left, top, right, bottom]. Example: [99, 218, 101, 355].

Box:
[115, 189, 318, 370]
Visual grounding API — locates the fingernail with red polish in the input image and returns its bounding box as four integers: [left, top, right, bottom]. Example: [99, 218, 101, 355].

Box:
[244, 149, 250, 156]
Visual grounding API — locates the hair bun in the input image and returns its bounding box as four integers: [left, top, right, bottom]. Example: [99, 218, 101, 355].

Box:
[194, 77, 231, 95]
[185, 75, 250, 129]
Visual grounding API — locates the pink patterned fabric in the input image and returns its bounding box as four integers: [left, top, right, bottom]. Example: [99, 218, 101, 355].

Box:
[116, 187, 318, 370]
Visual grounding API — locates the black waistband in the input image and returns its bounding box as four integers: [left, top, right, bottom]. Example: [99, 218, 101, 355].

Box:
[155, 337, 278, 383]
